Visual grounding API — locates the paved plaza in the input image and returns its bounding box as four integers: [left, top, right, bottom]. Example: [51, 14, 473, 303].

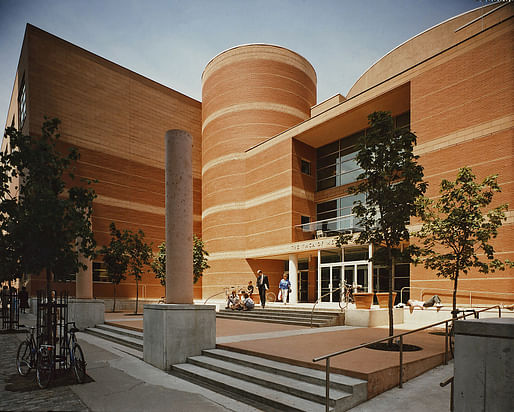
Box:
[0, 311, 459, 411]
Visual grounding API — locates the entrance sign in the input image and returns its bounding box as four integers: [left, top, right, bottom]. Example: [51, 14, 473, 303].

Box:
[290, 237, 338, 252]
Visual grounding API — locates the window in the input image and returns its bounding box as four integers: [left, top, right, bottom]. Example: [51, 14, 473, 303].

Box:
[300, 159, 311, 175]
[316, 112, 410, 191]
[300, 215, 310, 231]
[93, 262, 109, 282]
[316, 193, 366, 233]
[344, 246, 369, 261]
[320, 249, 341, 264]
[18, 75, 26, 127]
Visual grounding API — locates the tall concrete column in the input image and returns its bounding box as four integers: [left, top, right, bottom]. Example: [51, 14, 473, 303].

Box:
[288, 254, 298, 304]
[75, 254, 93, 299]
[165, 129, 193, 304]
[144, 129, 215, 370]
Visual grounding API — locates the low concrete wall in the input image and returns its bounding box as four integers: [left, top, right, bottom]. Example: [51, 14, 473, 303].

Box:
[103, 298, 159, 313]
[143, 303, 216, 370]
[454, 318, 513, 412]
[68, 299, 105, 330]
[27, 297, 104, 330]
[346, 307, 404, 327]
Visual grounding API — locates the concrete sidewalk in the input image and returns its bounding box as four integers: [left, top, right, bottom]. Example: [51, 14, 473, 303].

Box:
[1, 313, 257, 412]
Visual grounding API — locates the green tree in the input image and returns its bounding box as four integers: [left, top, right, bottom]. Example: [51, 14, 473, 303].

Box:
[99, 222, 152, 313]
[126, 228, 153, 314]
[151, 235, 209, 287]
[337, 111, 426, 340]
[0, 119, 95, 337]
[151, 242, 166, 287]
[193, 235, 210, 284]
[99, 223, 130, 312]
[414, 167, 511, 318]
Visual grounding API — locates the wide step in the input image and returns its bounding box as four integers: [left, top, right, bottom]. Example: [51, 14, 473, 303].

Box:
[84, 324, 143, 351]
[173, 362, 328, 412]
[204, 348, 366, 396]
[217, 308, 343, 327]
[172, 347, 367, 411]
[188, 354, 350, 406]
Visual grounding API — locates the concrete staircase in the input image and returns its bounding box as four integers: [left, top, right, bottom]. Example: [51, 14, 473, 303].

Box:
[172, 347, 367, 411]
[216, 307, 344, 327]
[84, 323, 143, 351]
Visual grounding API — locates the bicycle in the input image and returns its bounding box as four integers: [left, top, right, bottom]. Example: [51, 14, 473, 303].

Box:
[16, 327, 37, 376]
[35, 321, 86, 388]
[66, 322, 87, 383]
[36, 344, 54, 389]
[341, 282, 360, 311]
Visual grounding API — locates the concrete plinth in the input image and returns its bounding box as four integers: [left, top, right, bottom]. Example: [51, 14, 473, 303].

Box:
[345, 307, 404, 327]
[68, 299, 105, 330]
[454, 318, 513, 412]
[143, 304, 216, 370]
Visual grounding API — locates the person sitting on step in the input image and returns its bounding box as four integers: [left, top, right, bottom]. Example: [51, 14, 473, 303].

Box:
[226, 290, 239, 310]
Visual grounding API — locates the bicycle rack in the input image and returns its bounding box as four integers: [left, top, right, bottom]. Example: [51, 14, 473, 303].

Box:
[1, 288, 20, 330]
[36, 291, 70, 369]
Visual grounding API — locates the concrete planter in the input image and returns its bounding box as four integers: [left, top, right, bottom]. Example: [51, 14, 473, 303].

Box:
[354, 292, 373, 309]
[376, 292, 397, 308]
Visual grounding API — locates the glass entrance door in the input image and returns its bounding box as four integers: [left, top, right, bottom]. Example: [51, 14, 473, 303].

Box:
[332, 266, 342, 302]
[320, 265, 342, 302]
[344, 265, 354, 289]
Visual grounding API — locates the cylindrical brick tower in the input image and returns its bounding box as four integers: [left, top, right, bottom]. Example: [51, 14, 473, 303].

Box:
[201, 44, 317, 296]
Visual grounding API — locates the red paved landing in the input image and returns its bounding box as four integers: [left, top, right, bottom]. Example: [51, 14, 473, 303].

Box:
[104, 312, 308, 336]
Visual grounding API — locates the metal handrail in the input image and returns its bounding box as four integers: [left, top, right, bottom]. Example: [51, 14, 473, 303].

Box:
[310, 283, 365, 328]
[400, 286, 514, 307]
[310, 286, 344, 328]
[203, 285, 246, 305]
[312, 305, 502, 412]
[203, 290, 228, 305]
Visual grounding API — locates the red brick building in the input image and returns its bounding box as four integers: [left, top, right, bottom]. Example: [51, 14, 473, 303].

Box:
[3, 3, 513, 307]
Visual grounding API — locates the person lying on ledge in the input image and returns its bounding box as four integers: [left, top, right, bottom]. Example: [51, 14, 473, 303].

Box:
[407, 295, 443, 313]
[226, 290, 240, 310]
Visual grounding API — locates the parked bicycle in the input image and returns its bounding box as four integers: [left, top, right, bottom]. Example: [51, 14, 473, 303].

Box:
[16, 327, 37, 376]
[35, 321, 87, 389]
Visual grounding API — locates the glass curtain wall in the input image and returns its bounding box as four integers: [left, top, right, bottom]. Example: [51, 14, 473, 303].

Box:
[316, 112, 410, 192]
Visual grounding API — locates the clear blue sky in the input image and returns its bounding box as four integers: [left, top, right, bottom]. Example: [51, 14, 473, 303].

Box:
[1, 0, 484, 127]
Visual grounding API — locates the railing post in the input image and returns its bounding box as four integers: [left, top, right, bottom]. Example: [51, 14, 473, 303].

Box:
[399, 335, 403, 388]
[444, 321, 449, 365]
[325, 358, 330, 412]
[499, 306, 501, 318]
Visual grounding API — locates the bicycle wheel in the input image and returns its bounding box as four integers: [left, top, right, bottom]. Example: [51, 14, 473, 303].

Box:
[36, 353, 52, 389]
[266, 291, 276, 303]
[16, 341, 33, 376]
[72, 344, 86, 383]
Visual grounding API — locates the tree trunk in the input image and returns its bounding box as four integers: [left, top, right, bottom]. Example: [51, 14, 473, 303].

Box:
[387, 247, 394, 345]
[46, 267, 52, 345]
[453, 267, 459, 321]
[113, 283, 117, 312]
[135, 278, 139, 314]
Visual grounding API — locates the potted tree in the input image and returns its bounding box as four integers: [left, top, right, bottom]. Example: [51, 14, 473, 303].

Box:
[353, 292, 373, 309]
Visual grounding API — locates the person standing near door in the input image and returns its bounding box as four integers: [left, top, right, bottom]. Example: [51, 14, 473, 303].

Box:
[255, 270, 269, 308]
[279, 274, 291, 305]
